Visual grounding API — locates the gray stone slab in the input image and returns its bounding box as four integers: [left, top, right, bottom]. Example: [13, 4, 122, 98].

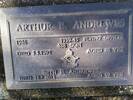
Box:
[0, 3, 133, 89]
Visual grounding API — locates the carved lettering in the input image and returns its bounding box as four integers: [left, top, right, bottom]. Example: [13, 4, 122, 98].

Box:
[86, 48, 104, 54]
[16, 39, 29, 46]
[33, 49, 53, 56]
[16, 50, 31, 56]
[84, 34, 123, 42]
[20, 75, 34, 81]
[16, 23, 55, 32]
[73, 18, 125, 30]
[86, 47, 124, 54]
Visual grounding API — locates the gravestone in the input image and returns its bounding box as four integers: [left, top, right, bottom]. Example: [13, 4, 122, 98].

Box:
[0, 3, 133, 90]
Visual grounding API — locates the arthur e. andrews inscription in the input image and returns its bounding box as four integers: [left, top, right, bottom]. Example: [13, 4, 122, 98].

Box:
[0, 3, 133, 89]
